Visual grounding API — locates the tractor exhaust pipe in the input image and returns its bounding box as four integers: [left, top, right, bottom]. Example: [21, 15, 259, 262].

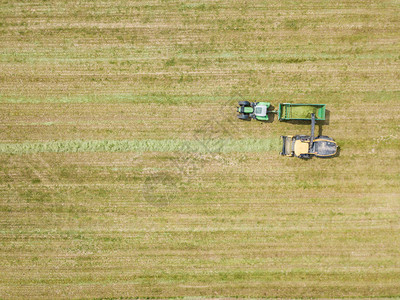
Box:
[310, 113, 315, 151]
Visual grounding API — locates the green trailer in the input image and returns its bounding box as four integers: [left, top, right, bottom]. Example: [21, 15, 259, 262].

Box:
[277, 103, 326, 121]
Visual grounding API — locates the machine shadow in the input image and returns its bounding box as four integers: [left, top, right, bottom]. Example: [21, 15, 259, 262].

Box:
[264, 104, 276, 123]
[282, 109, 331, 137]
[334, 146, 341, 158]
[280, 109, 330, 126]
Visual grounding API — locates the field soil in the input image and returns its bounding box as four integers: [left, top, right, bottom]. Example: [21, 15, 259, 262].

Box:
[1, 0, 400, 298]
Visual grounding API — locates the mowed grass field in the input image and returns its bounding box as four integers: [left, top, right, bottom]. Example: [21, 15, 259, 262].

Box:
[1, 0, 400, 298]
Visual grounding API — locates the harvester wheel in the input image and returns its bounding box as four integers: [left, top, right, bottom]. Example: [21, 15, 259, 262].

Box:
[238, 101, 251, 107]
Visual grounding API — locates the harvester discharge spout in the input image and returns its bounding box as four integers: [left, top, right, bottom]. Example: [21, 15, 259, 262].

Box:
[310, 113, 315, 152]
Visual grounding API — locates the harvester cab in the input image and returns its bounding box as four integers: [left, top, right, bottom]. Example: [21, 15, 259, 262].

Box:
[280, 114, 337, 159]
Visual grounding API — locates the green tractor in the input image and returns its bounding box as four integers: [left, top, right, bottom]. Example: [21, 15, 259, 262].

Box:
[237, 101, 271, 121]
[280, 114, 338, 159]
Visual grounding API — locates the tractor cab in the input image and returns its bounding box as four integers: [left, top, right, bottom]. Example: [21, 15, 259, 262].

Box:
[254, 104, 268, 118]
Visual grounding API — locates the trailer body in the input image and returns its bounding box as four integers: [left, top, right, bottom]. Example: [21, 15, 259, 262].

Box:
[277, 103, 326, 121]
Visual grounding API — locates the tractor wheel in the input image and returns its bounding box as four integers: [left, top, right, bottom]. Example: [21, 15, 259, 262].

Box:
[238, 101, 251, 107]
[238, 114, 250, 121]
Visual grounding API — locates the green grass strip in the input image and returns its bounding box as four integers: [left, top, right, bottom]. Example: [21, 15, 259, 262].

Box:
[0, 139, 281, 154]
